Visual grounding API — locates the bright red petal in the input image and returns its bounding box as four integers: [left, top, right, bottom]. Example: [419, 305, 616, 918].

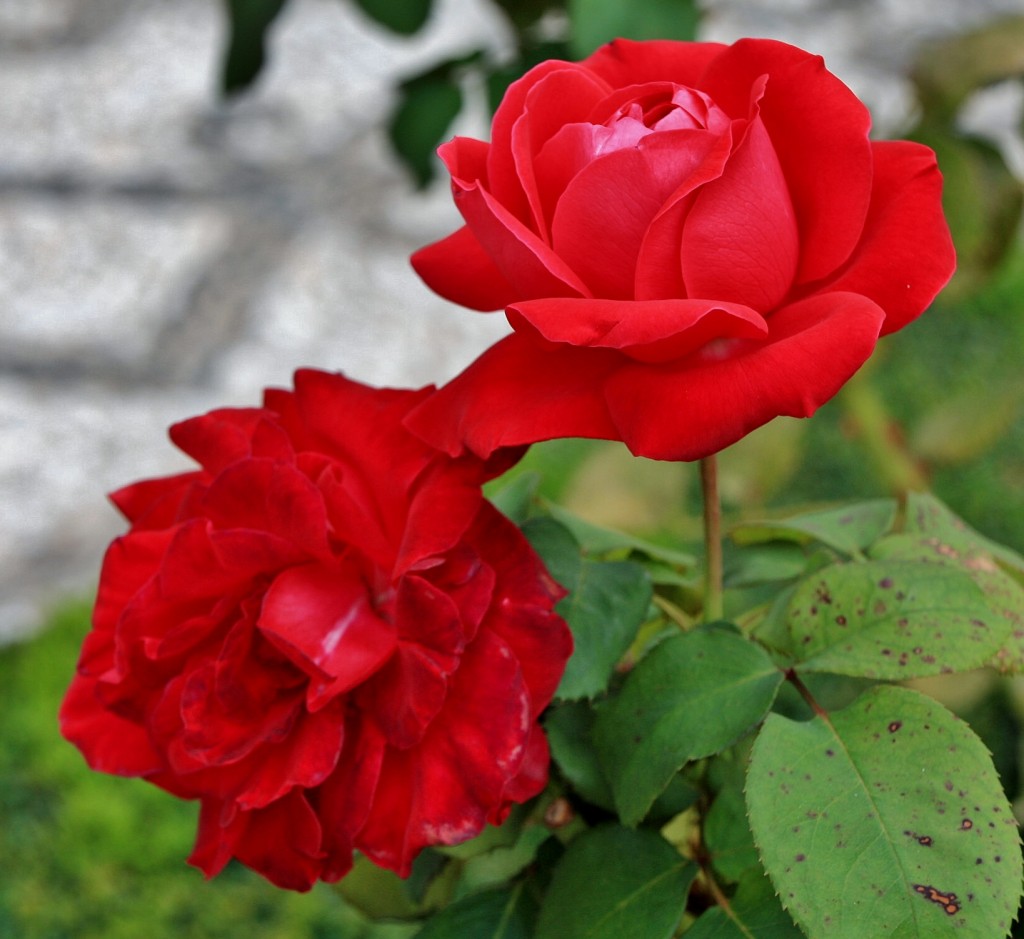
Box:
[403, 333, 620, 458]
[680, 114, 798, 311]
[699, 38, 873, 284]
[819, 140, 955, 334]
[604, 291, 886, 460]
[411, 225, 518, 311]
[507, 296, 766, 362]
[582, 38, 727, 88]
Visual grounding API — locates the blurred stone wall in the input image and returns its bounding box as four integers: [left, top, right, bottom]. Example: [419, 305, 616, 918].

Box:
[1, 0, 1021, 640]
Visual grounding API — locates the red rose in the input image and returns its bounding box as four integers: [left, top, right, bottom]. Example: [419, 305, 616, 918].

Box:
[59, 370, 572, 891]
[409, 38, 956, 461]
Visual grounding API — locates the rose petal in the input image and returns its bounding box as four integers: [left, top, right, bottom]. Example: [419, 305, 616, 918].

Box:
[488, 59, 611, 224]
[356, 629, 531, 875]
[411, 225, 519, 311]
[550, 128, 734, 298]
[403, 333, 620, 458]
[680, 112, 799, 311]
[507, 297, 767, 362]
[258, 562, 397, 705]
[699, 38, 873, 283]
[583, 38, 727, 88]
[169, 408, 267, 474]
[604, 291, 886, 460]
[59, 675, 164, 776]
[819, 140, 956, 334]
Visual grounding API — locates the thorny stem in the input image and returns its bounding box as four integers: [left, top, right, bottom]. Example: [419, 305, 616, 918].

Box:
[700, 455, 724, 623]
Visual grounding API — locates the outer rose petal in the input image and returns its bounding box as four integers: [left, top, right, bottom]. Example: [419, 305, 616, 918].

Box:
[818, 140, 955, 333]
[403, 333, 621, 458]
[507, 297, 767, 362]
[604, 292, 886, 460]
[59, 675, 164, 776]
[698, 38, 873, 283]
[410, 225, 518, 312]
[583, 38, 727, 88]
[356, 629, 532, 875]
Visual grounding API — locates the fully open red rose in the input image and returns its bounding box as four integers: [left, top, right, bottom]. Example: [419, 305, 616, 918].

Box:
[60, 370, 572, 891]
[409, 38, 956, 461]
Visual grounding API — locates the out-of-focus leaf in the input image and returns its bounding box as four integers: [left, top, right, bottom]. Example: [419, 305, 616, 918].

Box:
[414, 883, 536, 939]
[912, 382, 1024, 465]
[568, 0, 701, 58]
[388, 72, 463, 188]
[221, 0, 289, 95]
[916, 130, 1024, 294]
[732, 499, 897, 557]
[353, 0, 433, 35]
[486, 472, 541, 525]
[912, 15, 1024, 120]
[685, 871, 804, 938]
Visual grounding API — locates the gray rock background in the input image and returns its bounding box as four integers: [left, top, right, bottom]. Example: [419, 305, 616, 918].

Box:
[2, 0, 1022, 641]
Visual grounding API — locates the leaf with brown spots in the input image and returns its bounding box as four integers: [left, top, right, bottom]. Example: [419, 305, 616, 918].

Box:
[785, 559, 1009, 679]
[746, 685, 1022, 939]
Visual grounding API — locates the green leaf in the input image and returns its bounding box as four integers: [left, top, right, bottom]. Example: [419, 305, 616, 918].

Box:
[352, 0, 432, 35]
[685, 870, 804, 938]
[457, 826, 552, 898]
[220, 0, 288, 95]
[870, 534, 1024, 674]
[545, 701, 615, 811]
[746, 685, 1023, 939]
[568, 0, 701, 59]
[593, 628, 783, 825]
[535, 825, 697, 939]
[526, 517, 652, 699]
[415, 884, 535, 939]
[787, 559, 1008, 679]
[901, 491, 1024, 576]
[545, 501, 696, 569]
[388, 72, 463, 188]
[724, 540, 810, 589]
[732, 499, 897, 557]
[703, 783, 760, 884]
[486, 472, 541, 525]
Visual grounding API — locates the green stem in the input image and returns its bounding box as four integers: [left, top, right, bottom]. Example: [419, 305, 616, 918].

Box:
[700, 455, 724, 623]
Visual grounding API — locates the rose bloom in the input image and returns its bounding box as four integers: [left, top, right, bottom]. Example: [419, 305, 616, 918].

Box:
[409, 38, 956, 461]
[60, 370, 572, 891]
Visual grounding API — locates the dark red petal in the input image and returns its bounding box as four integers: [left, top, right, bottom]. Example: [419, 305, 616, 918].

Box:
[201, 458, 330, 561]
[507, 297, 766, 363]
[582, 38, 727, 88]
[230, 791, 325, 891]
[604, 291, 886, 460]
[109, 472, 203, 529]
[259, 562, 397, 704]
[356, 629, 531, 875]
[169, 408, 268, 474]
[411, 225, 519, 311]
[317, 716, 387, 883]
[403, 333, 620, 459]
[680, 114, 799, 311]
[188, 797, 247, 879]
[818, 140, 955, 334]
[357, 574, 464, 748]
[550, 128, 733, 298]
[494, 723, 550, 811]
[699, 38, 873, 284]
[90, 528, 175, 640]
[233, 702, 346, 810]
[59, 674, 164, 776]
